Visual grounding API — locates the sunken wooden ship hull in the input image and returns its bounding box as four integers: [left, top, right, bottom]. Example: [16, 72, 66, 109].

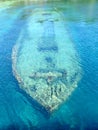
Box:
[12, 7, 81, 112]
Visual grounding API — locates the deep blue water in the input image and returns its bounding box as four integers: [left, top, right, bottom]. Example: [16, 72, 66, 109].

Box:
[0, 1, 98, 130]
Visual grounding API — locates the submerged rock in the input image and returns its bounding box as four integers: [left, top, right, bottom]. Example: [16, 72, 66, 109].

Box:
[12, 8, 82, 112]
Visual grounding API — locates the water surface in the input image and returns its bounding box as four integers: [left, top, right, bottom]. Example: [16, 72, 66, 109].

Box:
[0, 1, 98, 130]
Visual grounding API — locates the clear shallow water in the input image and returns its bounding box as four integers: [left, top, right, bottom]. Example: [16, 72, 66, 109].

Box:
[0, 1, 98, 130]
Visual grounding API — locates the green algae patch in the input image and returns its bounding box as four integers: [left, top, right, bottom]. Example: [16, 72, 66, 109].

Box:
[12, 8, 82, 112]
[0, 1, 16, 9]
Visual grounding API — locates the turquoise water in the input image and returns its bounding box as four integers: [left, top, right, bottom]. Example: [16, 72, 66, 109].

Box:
[0, 1, 98, 130]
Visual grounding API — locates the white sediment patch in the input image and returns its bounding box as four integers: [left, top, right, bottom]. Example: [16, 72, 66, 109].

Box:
[12, 7, 82, 112]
